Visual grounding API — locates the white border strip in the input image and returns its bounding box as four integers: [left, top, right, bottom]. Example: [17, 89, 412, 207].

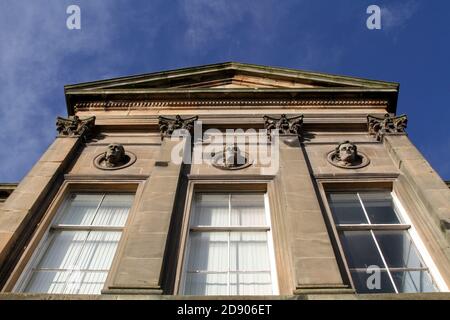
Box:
[392, 192, 449, 292]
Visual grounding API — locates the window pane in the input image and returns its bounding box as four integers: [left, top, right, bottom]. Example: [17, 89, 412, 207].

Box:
[230, 194, 266, 226]
[37, 231, 88, 270]
[191, 194, 229, 226]
[184, 192, 274, 296]
[230, 272, 273, 295]
[350, 270, 396, 294]
[230, 232, 270, 271]
[186, 232, 228, 272]
[23, 193, 133, 294]
[327, 193, 368, 224]
[29, 270, 108, 295]
[391, 270, 437, 293]
[76, 232, 122, 270]
[64, 271, 108, 295]
[91, 194, 134, 227]
[25, 271, 69, 294]
[339, 231, 384, 268]
[374, 230, 425, 269]
[57, 194, 103, 225]
[184, 273, 228, 295]
[359, 192, 400, 224]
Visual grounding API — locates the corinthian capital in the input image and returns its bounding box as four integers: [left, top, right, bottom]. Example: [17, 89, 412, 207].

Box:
[56, 115, 96, 140]
[263, 114, 304, 136]
[367, 113, 407, 141]
[158, 115, 198, 139]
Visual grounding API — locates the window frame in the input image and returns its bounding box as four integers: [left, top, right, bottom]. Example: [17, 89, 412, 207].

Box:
[14, 192, 135, 294]
[4, 180, 141, 294]
[319, 181, 448, 293]
[177, 182, 279, 296]
[391, 192, 449, 292]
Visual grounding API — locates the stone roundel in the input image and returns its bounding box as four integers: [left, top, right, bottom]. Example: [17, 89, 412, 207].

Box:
[326, 150, 370, 169]
[211, 147, 253, 171]
[93, 151, 137, 170]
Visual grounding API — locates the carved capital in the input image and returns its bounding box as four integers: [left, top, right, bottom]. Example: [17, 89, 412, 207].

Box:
[158, 115, 198, 139]
[56, 115, 96, 140]
[263, 114, 304, 136]
[440, 218, 450, 231]
[367, 113, 407, 141]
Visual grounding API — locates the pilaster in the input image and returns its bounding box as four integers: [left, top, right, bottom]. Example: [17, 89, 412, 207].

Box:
[107, 136, 188, 294]
[0, 115, 95, 284]
[277, 135, 348, 294]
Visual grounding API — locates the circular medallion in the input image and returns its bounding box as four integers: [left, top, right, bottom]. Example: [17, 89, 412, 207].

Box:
[327, 150, 370, 169]
[211, 146, 253, 170]
[93, 151, 137, 170]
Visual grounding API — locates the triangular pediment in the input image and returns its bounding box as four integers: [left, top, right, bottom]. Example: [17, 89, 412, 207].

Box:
[65, 62, 399, 115]
[65, 62, 398, 91]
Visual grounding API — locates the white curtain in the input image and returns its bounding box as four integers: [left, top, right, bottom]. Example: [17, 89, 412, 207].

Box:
[192, 194, 229, 226]
[230, 194, 266, 226]
[92, 194, 134, 227]
[229, 232, 272, 295]
[192, 193, 266, 227]
[57, 194, 102, 225]
[24, 193, 132, 294]
[184, 193, 273, 296]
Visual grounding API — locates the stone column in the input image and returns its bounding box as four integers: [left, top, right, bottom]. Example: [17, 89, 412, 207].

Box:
[278, 135, 348, 294]
[0, 115, 94, 284]
[108, 137, 187, 294]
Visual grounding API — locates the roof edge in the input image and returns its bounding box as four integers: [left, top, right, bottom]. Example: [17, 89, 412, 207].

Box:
[64, 61, 399, 90]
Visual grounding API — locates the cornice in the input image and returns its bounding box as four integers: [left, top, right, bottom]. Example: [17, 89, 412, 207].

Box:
[64, 62, 399, 91]
[0, 183, 17, 201]
[66, 88, 397, 115]
[73, 99, 389, 112]
[64, 62, 399, 116]
[66, 87, 398, 95]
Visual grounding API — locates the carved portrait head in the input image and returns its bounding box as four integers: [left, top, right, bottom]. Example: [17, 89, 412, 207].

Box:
[105, 143, 126, 167]
[327, 141, 370, 169]
[212, 144, 252, 170]
[335, 141, 358, 166]
[94, 143, 136, 170]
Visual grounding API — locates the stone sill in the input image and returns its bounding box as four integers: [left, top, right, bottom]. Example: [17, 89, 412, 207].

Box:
[0, 292, 449, 300]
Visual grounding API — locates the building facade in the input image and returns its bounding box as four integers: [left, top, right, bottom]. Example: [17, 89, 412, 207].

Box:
[0, 62, 449, 299]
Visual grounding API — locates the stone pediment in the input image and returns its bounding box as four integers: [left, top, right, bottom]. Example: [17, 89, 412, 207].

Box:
[65, 62, 398, 91]
[64, 62, 399, 115]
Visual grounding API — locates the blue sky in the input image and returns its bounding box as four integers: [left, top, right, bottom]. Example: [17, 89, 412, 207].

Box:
[0, 0, 449, 182]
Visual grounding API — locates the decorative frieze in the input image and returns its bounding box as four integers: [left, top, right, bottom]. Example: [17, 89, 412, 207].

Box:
[74, 99, 389, 111]
[263, 114, 304, 136]
[327, 141, 370, 169]
[367, 113, 407, 141]
[158, 115, 198, 139]
[56, 115, 96, 140]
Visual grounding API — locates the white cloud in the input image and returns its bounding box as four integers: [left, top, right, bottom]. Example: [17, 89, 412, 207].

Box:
[381, 1, 419, 29]
[0, 1, 117, 181]
[180, 0, 291, 50]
